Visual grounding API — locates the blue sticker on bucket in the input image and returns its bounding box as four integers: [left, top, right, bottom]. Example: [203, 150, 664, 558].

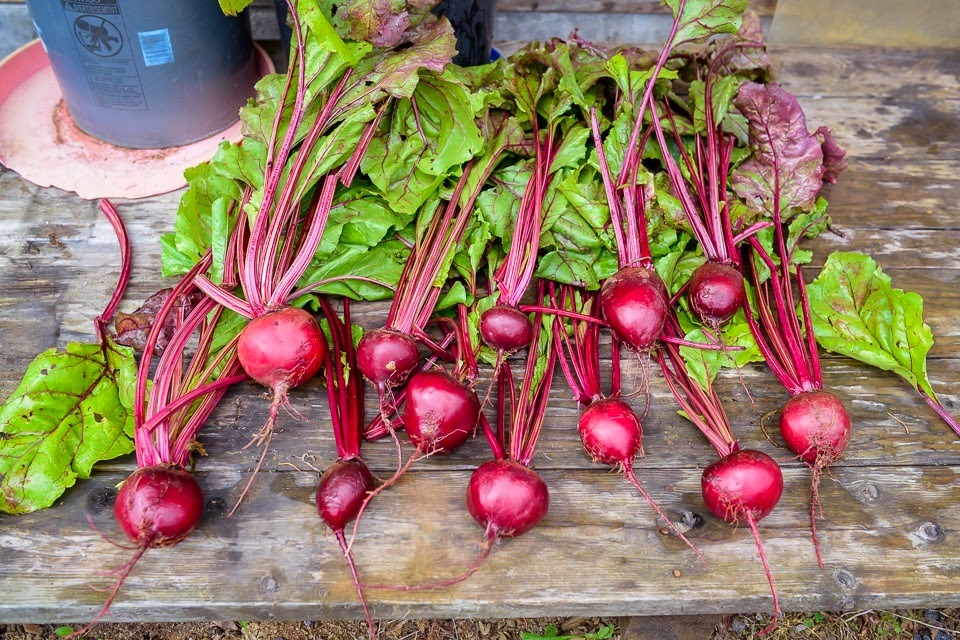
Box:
[138, 28, 174, 67]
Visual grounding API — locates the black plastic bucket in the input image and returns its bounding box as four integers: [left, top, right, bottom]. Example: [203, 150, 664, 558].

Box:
[433, 0, 497, 67]
[25, 0, 259, 149]
[272, 0, 496, 68]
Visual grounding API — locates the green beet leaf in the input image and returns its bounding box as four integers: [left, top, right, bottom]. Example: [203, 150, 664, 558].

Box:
[655, 246, 705, 296]
[0, 339, 136, 514]
[299, 238, 410, 302]
[666, 0, 747, 47]
[361, 72, 484, 214]
[217, 0, 253, 16]
[807, 252, 945, 405]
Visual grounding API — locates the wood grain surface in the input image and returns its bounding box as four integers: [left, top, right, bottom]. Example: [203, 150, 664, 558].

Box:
[1, 44, 959, 623]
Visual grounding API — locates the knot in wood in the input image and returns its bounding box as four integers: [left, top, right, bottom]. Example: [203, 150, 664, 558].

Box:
[206, 497, 227, 517]
[679, 510, 705, 530]
[260, 575, 279, 594]
[861, 483, 881, 502]
[918, 521, 945, 543]
[834, 568, 857, 590]
[85, 487, 116, 515]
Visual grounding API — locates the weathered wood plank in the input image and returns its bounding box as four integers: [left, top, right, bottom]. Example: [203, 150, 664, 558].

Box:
[6, 0, 778, 11]
[1, 463, 959, 621]
[2, 43, 960, 622]
[772, 47, 960, 100]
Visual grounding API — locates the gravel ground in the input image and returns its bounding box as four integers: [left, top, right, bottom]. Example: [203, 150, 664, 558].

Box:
[2, 610, 958, 640]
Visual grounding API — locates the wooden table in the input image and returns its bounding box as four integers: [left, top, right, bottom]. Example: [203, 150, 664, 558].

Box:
[1, 44, 959, 625]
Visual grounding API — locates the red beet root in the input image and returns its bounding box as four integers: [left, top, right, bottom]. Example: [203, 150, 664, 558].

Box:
[346, 369, 480, 555]
[232, 306, 327, 516]
[779, 390, 851, 465]
[317, 459, 376, 533]
[577, 397, 705, 563]
[578, 398, 644, 466]
[688, 262, 745, 326]
[237, 307, 326, 390]
[356, 328, 421, 386]
[68, 465, 205, 640]
[480, 305, 534, 352]
[599, 267, 668, 351]
[467, 459, 549, 538]
[114, 465, 204, 546]
[701, 449, 783, 523]
[402, 369, 480, 454]
[779, 390, 851, 568]
[701, 449, 783, 633]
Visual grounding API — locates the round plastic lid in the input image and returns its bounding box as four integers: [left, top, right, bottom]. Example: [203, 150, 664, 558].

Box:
[0, 39, 274, 200]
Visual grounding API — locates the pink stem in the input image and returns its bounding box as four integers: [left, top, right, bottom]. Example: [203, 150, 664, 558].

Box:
[918, 387, 960, 438]
[141, 375, 247, 435]
[479, 413, 507, 460]
[744, 511, 782, 636]
[95, 200, 132, 344]
[335, 530, 378, 640]
[659, 335, 743, 351]
[286, 275, 395, 302]
[249, 6, 309, 310]
[590, 109, 628, 267]
[649, 102, 719, 260]
[269, 172, 340, 307]
[731, 221, 773, 246]
[194, 276, 254, 318]
[520, 305, 607, 325]
[619, 0, 688, 184]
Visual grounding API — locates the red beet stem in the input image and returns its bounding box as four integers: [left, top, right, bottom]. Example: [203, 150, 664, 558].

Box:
[335, 530, 378, 639]
[745, 511, 782, 636]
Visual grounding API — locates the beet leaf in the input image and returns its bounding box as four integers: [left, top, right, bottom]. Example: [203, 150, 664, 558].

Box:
[807, 251, 960, 436]
[0, 340, 136, 514]
[731, 82, 826, 220]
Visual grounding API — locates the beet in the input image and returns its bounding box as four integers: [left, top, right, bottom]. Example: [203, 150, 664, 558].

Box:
[479, 305, 534, 352]
[701, 449, 783, 523]
[317, 458, 375, 533]
[356, 328, 421, 386]
[578, 398, 644, 465]
[701, 449, 783, 632]
[779, 390, 851, 465]
[467, 459, 549, 538]
[599, 267, 668, 351]
[402, 369, 480, 454]
[237, 306, 327, 390]
[576, 397, 704, 562]
[688, 262, 745, 326]
[232, 306, 329, 516]
[779, 390, 851, 568]
[114, 465, 204, 546]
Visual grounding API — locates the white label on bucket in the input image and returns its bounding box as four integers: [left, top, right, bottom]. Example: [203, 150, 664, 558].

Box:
[138, 29, 174, 67]
[60, 0, 147, 110]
